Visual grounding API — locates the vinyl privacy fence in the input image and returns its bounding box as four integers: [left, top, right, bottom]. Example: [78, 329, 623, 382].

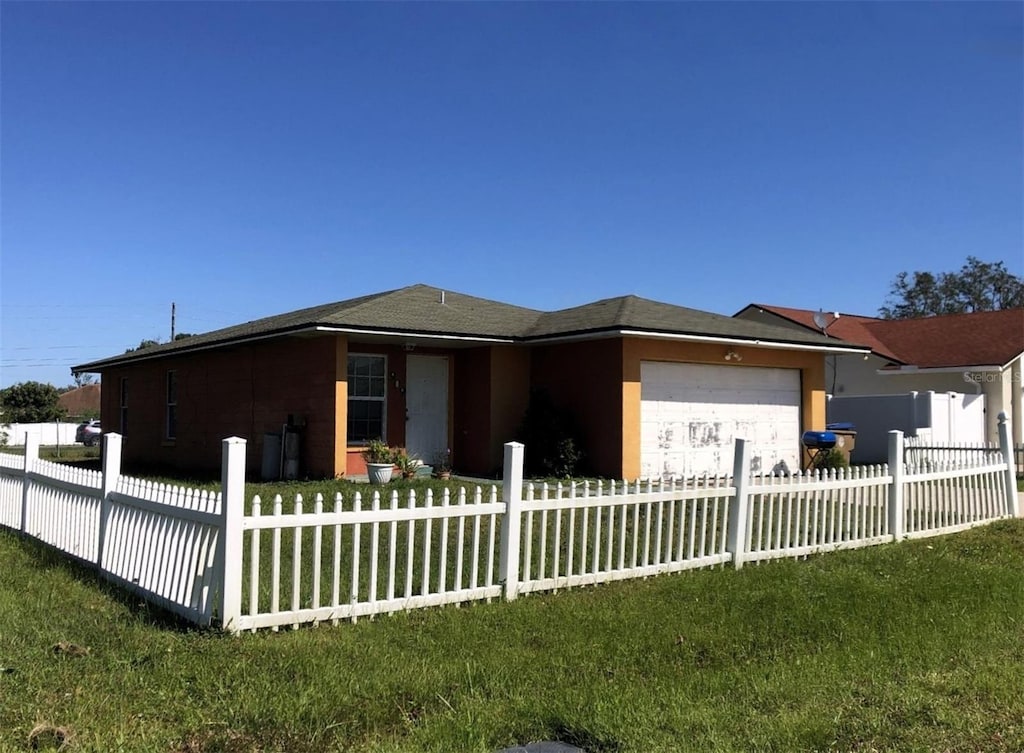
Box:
[1, 416, 1018, 633]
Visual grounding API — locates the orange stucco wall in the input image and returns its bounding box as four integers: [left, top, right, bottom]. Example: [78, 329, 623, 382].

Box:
[334, 337, 349, 475]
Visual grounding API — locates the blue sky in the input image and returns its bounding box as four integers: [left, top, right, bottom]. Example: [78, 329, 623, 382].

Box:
[1, 1, 1021, 389]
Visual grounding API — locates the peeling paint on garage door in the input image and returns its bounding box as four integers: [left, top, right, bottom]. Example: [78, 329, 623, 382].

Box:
[640, 361, 801, 479]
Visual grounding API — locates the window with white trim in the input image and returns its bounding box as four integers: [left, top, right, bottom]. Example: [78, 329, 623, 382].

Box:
[166, 370, 178, 440]
[347, 354, 386, 443]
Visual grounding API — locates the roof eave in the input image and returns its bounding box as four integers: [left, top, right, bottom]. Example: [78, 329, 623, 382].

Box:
[73, 318, 878, 373]
[527, 327, 869, 354]
[876, 364, 1005, 376]
[72, 325, 327, 373]
[73, 324, 520, 373]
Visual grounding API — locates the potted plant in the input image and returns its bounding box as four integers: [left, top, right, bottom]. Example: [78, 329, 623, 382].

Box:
[433, 448, 452, 480]
[393, 448, 421, 479]
[361, 439, 395, 484]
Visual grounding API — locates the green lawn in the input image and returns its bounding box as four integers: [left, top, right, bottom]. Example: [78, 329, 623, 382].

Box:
[2, 519, 1023, 752]
[0, 444, 101, 463]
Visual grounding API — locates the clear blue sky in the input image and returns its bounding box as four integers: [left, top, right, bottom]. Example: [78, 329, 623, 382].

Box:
[2, 1, 1021, 389]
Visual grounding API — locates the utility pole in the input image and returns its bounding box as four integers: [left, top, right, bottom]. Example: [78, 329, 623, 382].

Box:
[171, 302, 176, 340]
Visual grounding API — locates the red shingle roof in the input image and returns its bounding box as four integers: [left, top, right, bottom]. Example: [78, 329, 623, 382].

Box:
[746, 305, 1024, 369]
[57, 384, 101, 417]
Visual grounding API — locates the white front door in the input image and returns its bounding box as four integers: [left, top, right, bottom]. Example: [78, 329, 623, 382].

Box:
[640, 361, 802, 478]
[405, 355, 449, 463]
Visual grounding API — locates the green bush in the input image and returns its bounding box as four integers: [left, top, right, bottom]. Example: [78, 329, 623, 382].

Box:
[810, 447, 849, 472]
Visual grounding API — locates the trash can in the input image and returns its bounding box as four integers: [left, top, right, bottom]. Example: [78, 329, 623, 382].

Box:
[826, 422, 857, 464]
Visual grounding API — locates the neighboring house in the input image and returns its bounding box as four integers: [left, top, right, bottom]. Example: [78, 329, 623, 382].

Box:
[73, 285, 866, 480]
[57, 384, 101, 420]
[734, 305, 1024, 446]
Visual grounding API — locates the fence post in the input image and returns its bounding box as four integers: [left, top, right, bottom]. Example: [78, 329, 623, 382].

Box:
[98, 433, 122, 569]
[499, 441, 524, 601]
[727, 438, 751, 569]
[888, 430, 905, 541]
[20, 434, 39, 533]
[216, 437, 246, 633]
[997, 412, 1019, 518]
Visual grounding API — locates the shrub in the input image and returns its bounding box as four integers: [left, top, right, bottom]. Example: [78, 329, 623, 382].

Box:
[810, 448, 849, 472]
[516, 389, 586, 478]
[360, 439, 395, 465]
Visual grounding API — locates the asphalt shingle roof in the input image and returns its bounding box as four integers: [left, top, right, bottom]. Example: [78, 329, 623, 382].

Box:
[74, 284, 864, 372]
[746, 304, 1024, 368]
[529, 295, 851, 346]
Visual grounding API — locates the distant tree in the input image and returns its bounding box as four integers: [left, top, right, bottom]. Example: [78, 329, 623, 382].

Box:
[879, 256, 1024, 319]
[74, 372, 97, 387]
[125, 338, 162, 353]
[0, 381, 67, 423]
[124, 333, 194, 353]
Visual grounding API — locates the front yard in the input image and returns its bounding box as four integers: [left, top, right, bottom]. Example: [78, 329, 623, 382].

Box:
[2, 519, 1023, 752]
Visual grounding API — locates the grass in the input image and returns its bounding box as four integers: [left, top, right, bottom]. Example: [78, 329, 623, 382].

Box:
[2, 519, 1024, 752]
[0, 444, 101, 463]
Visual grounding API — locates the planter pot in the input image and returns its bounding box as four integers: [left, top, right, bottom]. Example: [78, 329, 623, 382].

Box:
[435, 471, 451, 480]
[366, 462, 394, 484]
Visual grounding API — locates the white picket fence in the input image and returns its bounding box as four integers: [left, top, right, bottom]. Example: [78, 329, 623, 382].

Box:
[0, 415, 1018, 633]
[241, 485, 505, 631]
[0, 434, 234, 626]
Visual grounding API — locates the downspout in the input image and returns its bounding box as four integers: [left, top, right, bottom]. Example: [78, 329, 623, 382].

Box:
[1012, 359, 1023, 446]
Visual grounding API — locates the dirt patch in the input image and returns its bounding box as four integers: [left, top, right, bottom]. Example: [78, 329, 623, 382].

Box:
[27, 723, 73, 751]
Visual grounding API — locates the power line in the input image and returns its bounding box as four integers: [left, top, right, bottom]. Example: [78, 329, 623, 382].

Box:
[3, 345, 111, 351]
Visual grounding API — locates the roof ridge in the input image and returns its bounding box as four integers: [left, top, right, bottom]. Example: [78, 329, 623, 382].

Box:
[752, 302, 884, 323]
[616, 295, 637, 324]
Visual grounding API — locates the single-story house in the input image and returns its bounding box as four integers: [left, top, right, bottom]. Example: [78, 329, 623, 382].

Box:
[734, 304, 1024, 446]
[73, 285, 868, 480]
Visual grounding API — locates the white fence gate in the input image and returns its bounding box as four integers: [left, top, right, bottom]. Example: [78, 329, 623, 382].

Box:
[1, 415, 1019, 633]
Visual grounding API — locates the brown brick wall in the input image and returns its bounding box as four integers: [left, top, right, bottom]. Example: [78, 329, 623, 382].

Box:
[530, 339, 624, 477]
[489, 346, 531, 472]
[100, 335, 340, 477]
[452, 347, 493, 475]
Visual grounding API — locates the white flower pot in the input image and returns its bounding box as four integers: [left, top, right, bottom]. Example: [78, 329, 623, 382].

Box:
[366, 462, 394, 484]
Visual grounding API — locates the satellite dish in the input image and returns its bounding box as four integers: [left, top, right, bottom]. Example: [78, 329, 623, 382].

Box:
[813, 310, 828, 331]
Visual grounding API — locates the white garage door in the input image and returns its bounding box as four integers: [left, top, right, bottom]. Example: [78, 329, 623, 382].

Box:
[640, 361, 801, 479]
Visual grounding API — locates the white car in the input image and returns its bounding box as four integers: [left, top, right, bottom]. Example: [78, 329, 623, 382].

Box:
[76, 420, 102, 446]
